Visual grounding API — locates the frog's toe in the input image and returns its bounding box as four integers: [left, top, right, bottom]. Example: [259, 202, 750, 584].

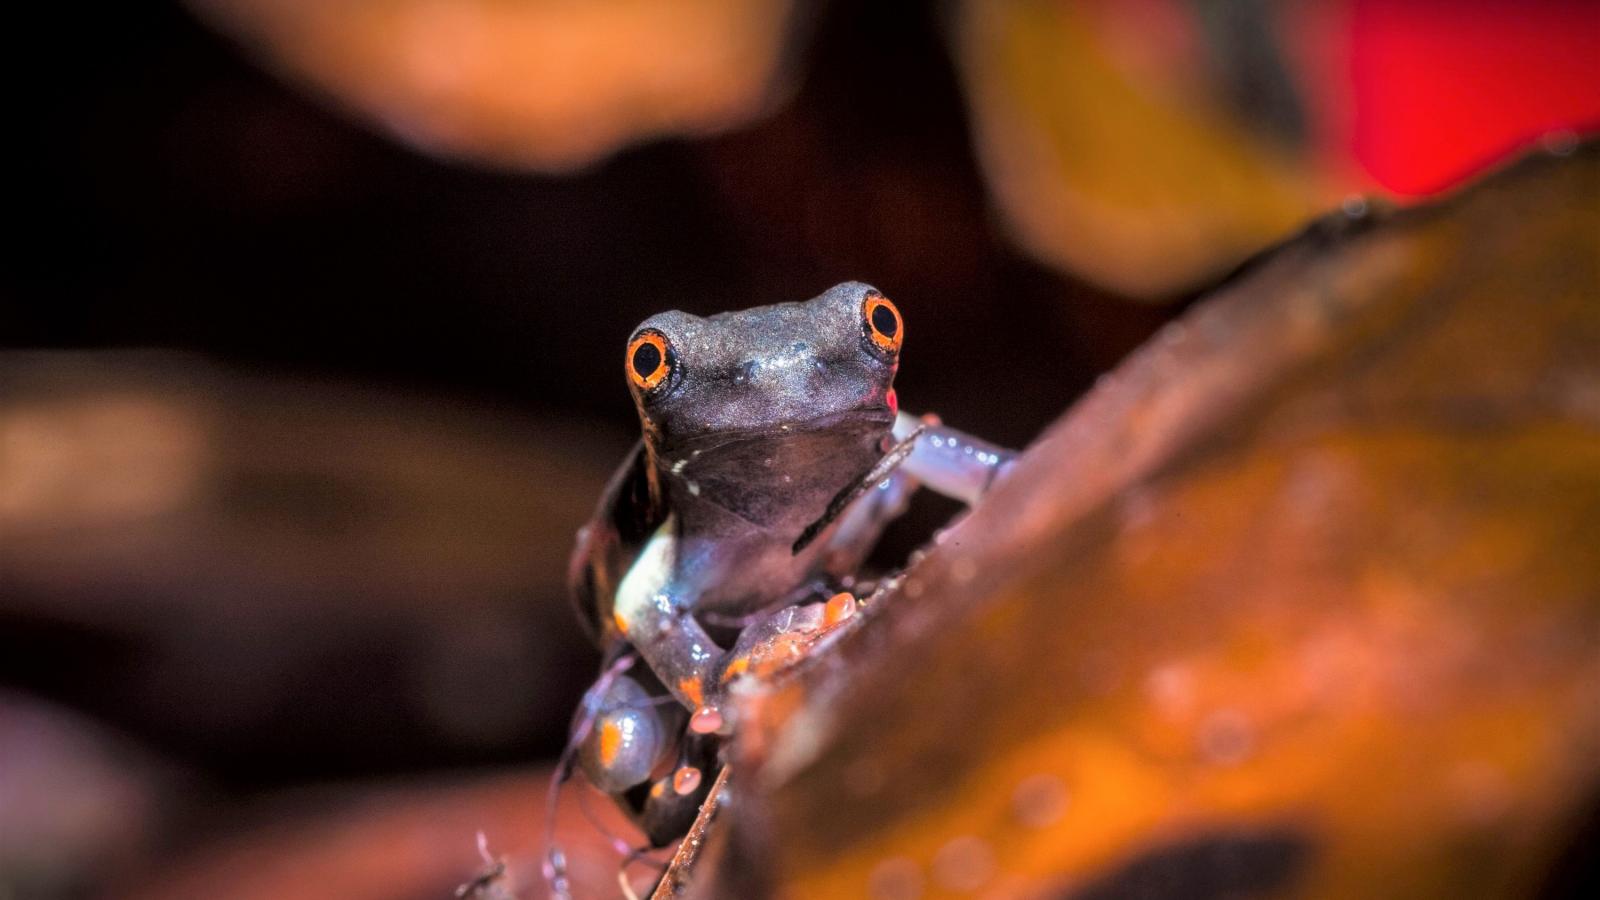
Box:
[821, 590, 861, 629]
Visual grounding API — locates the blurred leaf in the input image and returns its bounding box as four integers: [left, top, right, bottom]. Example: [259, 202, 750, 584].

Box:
[951, 0, 1327, 298]
[699, 143, 1600, 897]
[186, 0, 799, 170]
[117, 769, 638, 900]
[0, 691, 178, 898]
[0, 355, 617, 769]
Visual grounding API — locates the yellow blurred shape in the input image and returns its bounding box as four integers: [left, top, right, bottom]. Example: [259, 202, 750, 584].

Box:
[0, 394, 206, 534]
[188, 0, 795, 170]
[953, 1, 1325, 298]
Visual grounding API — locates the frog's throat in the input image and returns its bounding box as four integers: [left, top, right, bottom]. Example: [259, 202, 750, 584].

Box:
[655, 406, 894, 455]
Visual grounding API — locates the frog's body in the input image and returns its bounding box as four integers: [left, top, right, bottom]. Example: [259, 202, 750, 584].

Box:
[562, 282, 1014, 848]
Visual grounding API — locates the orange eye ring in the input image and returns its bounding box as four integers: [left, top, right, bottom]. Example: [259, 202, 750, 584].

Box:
[626, 330, 673, 392]
[862, 294, 902, 355]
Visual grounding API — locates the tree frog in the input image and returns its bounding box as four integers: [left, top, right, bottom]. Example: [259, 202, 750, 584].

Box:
[561, 282, 1014, 848]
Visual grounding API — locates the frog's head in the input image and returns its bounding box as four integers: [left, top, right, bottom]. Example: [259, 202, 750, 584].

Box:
[623, 282, 902, 522]
[626, 281, 900, 447]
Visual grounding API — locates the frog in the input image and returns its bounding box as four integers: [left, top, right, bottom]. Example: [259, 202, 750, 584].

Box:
[555, 282, 1016, 858]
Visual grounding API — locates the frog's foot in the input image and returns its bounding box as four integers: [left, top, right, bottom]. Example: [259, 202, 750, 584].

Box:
[676, 593, 860, 737]
[712, 592, 860, 698]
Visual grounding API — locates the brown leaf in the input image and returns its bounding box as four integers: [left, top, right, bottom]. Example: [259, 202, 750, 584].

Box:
[695, 141, 1600, 897]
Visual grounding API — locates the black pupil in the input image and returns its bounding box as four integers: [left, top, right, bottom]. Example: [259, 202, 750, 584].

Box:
[632, 342, 663, 378]
[871, 303, 898, 338]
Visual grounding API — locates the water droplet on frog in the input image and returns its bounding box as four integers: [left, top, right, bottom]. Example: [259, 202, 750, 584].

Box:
[1341, 195, 1369, 218]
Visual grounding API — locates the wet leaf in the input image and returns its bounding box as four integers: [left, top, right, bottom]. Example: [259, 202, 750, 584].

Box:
[698, 142, 1600, 897]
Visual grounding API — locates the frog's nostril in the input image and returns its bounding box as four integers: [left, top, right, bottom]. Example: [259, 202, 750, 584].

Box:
[735, 360, 758, 384]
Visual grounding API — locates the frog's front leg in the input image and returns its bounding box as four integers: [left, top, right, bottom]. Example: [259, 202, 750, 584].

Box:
[814, 411, 1016, 563]
[612, 517, 732, 732]
[892, 411, 1015, 504]
[728, 416, 1016, 695]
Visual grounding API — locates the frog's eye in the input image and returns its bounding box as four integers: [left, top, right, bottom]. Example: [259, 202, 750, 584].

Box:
[862, 293, 903, 355]
[627, 329, 674, 393]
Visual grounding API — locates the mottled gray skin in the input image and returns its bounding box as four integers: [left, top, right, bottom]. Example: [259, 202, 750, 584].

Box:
[569, 283, 901, 650]
[633, 283, 897, 613]
[563, 281, 1013, 848]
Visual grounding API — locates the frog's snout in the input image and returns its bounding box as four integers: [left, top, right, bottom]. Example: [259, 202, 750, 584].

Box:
[742, 347, 820, 390]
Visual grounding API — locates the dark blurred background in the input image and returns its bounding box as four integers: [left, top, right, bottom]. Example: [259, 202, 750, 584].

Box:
[3, 0, 1596, 897]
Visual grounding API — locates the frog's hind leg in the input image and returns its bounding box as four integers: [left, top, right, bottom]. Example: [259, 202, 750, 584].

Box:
[600, 735, 716, 900]
[543, 653, 630, 899]
[571, 671, 718, 897]
[603, 733, 718, 898]
[614, 847, 670, 900]
[576, 671, 686, 794]
[807, 412, 1015, 569]
[542, 653, 682, 898]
